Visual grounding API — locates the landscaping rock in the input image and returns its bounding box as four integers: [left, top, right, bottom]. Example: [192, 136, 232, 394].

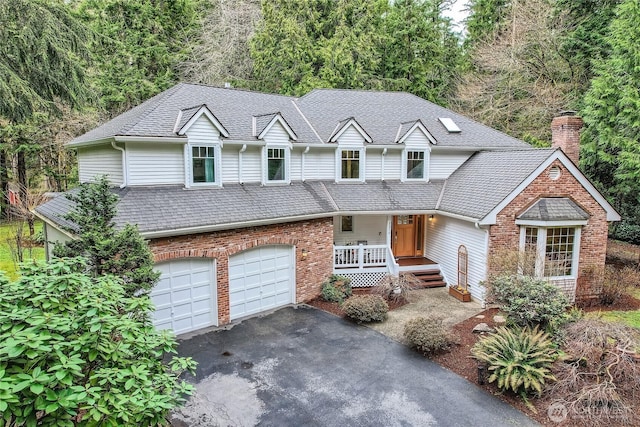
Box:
[493, 315, 506, 324]
[474, 315, 485, 319]
[472, 323, 494, 333]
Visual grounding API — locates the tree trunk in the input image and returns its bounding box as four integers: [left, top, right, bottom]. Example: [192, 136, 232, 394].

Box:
[0, 148, 9, 220]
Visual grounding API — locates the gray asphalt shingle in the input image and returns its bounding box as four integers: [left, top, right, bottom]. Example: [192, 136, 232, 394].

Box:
[518, 197, 589, 221]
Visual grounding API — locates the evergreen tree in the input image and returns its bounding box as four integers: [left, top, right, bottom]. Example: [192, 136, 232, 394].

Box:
[581, 0, 640, 231]
[53, 176, 160, 296]
[74, 0, 199, 115]
[464, 0, 510, 48]
[382, 0, 461, 105]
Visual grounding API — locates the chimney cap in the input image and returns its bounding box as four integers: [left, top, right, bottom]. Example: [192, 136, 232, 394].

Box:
[558, 110, 577, 117]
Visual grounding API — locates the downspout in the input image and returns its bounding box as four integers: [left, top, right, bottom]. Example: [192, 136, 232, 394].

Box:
[238, 144, 247, 184]
[111, 141, 127, 188]
[475, 221, 490, 308]
[381, 148, 387, 181]
[302, 146, 310, 182]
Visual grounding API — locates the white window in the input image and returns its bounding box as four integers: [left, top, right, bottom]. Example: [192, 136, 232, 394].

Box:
[263, 146, 290, 184]
[520, 227, 580, 278]
[339, 149, 363, 181]
[190, 145, 220, 185]
[406, 150, 425, 180]
[340, 215, 354, 232]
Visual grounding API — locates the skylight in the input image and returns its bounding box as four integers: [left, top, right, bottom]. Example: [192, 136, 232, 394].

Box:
[438, 117, 461, 133]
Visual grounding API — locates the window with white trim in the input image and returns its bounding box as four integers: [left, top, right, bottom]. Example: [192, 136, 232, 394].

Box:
[406, 150, 425, 179]
[340, 149, 361, 180]
[520, 227, 579, 278]
[191, 145, 217, 184]
[267, 148, 286, 181]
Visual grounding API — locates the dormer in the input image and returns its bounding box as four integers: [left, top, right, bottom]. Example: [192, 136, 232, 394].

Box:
[331, 118, 371, 182]
[253, 113, 297, 184]
[395, 120, 435, 182]
[177, 105, 229, 188]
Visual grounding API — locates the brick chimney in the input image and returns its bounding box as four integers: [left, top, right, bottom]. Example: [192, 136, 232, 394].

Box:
[551, 111, 583, 165]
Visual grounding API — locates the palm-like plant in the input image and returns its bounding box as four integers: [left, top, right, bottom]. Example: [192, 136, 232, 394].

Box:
[472, 326, 559, 398]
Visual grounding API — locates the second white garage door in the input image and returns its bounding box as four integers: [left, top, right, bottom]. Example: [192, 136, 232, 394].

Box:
[229, 245, 295, 320]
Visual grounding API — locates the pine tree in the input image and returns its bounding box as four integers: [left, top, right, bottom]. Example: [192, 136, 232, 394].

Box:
[53, 176, 160, 296]
[464, 0, 510, 48]
[581, 0, 640, 230]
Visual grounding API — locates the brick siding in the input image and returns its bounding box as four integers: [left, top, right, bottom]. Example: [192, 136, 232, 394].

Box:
[488, 160, 609, 304]
[149, 218, 334, 325]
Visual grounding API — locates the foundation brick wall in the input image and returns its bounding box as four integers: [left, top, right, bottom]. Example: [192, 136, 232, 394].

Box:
[488, 159, 609, 304]
[149, 217, 334, 325]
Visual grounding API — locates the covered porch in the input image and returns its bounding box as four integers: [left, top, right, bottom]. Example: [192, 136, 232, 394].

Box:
[332, 214, 446, 288]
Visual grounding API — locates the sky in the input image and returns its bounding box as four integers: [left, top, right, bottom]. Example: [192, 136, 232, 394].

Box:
[442, 0, 470, 34]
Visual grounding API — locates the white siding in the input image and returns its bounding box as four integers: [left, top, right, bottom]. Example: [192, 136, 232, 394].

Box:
[430, 152, 473, 180]
[383, 151, 402, 180]
[336, 126, 365, 147]
[77, 145, 123, 185]
[403, 130, 430, 148]
[241, 146, 262, 183]
[291, 150, 302, 181]
[425, 215, 488, 303]
[333, 215, 387, 245]
[186, 115, 222, 145]
[365, 151, 383, 180]
[126, 143, 184, 185]
[306, 150, 335, 180]
[44, 223, 72, 260]
[222, 148, 239, 183]
[262, 122, 290, 145]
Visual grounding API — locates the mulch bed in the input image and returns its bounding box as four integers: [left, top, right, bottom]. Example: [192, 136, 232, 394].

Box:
[307, 287, 408, 318]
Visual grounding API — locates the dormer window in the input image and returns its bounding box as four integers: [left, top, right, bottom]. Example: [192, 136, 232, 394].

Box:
[189, 144, 221, 186]
[267, 148, 287, 182]
[341, 149, 362, 180]
[406, 151, 425, 179]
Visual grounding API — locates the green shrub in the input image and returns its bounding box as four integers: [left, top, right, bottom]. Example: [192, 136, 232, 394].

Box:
[403, 316, 457, 354]
[321, 275, 352, 303]
[487, 275, 570, 330]
[472, 326, 559, 397]
[342, 295, 388, 323]
[0, 258, 196, 426]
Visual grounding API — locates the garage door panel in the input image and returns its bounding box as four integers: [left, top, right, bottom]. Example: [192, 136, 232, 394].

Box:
[151, 259, 217, 334]
[229, 245, 294, 320]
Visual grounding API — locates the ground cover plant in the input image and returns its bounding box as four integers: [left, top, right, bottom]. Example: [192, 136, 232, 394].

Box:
[0, 258, 196, 425]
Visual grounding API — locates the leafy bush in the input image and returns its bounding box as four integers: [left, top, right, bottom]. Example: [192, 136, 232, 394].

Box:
[403, 316, 457, 354]
[321, 275, 352, 303]
[472, 326, 559, 397]
[342, 295, 388, 323]
[0, 258, 196, 426]
[373, 273, 420, 304]
[487, 275, 570, 330]
[610, 221, 640, 245]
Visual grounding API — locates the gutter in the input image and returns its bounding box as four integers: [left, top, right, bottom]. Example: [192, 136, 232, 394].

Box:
[32, 211, 78, 240]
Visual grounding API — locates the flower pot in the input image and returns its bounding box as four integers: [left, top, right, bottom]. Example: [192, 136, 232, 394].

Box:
[449, 286, 471, 302]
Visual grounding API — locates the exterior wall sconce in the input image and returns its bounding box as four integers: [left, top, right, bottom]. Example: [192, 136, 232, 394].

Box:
[428, 215, 434, 221]
[301, 248, 309, 259]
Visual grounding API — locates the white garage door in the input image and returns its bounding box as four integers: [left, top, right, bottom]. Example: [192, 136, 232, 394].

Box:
[151, 259, 217, 334]
[229, 245, 294, 320]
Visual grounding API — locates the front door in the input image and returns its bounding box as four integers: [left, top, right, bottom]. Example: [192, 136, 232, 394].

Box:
[393, 215, 416, 257]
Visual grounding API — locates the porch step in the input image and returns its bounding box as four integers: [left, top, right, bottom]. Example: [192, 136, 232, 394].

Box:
[403, 270, 447, 289]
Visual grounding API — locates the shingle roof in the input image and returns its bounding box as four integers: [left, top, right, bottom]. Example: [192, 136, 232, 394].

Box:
[518, 198, 589, 221]
[437, 149, 556, 219]
[323, 181, 443, 212]
[70, 83, 529, 148]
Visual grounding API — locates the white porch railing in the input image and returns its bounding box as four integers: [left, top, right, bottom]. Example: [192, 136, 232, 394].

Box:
[334, 244, 388, 270]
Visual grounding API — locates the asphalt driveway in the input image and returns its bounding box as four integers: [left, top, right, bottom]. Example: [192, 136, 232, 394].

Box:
[171, 306, 538, 427]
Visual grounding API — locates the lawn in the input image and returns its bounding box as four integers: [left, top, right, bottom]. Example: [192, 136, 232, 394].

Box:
[0, 220, 46, 280]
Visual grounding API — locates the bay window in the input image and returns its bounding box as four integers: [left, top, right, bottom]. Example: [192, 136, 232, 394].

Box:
[520, 226, 580, 278]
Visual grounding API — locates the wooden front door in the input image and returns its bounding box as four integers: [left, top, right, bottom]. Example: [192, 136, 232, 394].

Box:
[393, 215, 416, 257]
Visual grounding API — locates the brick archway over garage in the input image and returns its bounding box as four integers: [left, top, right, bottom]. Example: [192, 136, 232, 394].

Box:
[149, 218, 334, 325]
